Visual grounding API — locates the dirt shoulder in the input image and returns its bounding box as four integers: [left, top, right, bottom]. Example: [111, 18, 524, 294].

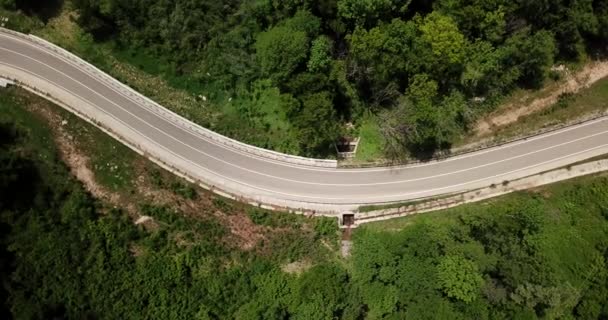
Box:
[474, 60, 608, 137]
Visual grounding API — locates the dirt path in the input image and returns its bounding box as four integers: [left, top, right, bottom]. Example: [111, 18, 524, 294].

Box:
[475, 60, 608, 136]
[25, 101, 122, 205]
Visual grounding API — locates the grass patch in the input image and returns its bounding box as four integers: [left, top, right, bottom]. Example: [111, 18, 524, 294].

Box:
[248, 207, 305, 228]
[1, 86, 137, 192]
[353, 113, 384, 162]
[357, 195, 448, 213]
[66, 115, 136, 192]
[145, 168, 198, 200]
[109, 43, 208, 95]
[0, 88, 58, 164]
[0, 8, 44, 32]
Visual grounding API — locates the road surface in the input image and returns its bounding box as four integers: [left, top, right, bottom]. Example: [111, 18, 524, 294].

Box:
[1, 30, 608, 214]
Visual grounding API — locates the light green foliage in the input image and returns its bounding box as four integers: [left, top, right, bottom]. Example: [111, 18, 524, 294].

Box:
[281, 10, 321, 36]
[348, 18, 418, 85]
[307, 36, 333, 72]
[407, 73, 438, 107]
[461, 40, 510, 96]
[354, 113, 384, 161]
[436, 0, 508, 43]
[255, 26, 309, 82]
[437, 255, 484, 302]
[510, 282, 581, 319]
[313, 217, 338, 238]
[436, 90, 468, 143]
[355, 175, 608, 318]
[481, 6, 507, 43]
[387, 74, 466, 151]
[241, 79, 300, 153]
[288, 264, 348, 319]
[255, 10, 321, 83]
[419, 11, 467, 65]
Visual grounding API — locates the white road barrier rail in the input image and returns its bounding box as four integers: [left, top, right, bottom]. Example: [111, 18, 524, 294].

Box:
[1, 27, 337, 169]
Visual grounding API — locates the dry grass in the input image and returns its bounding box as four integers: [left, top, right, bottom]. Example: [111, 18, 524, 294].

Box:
[464, 61, 608, 146]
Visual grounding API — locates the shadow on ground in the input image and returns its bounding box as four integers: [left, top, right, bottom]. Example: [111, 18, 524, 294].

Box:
[15, 0, 63, 23]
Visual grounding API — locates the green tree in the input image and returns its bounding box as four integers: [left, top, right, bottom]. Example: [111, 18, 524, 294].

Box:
[307, 36, 333, 73]
[290, 91, 340, 155]
[407, 73, 438, 106]
[235, 270, 291, 319]
[502, 29, 556, 88]
[381, 75, 466, 156]
[419, 11, 467, 65]
[281, 10, 322, 36]
[437, 255, 484, 303]
[348, 18, 421, 103]
[255, 25, 309, 82]
[288, 264, 348, 319]
[460, 40, 515, 96]
[337, 0, 410, 27]
[598, 1, 608, 41]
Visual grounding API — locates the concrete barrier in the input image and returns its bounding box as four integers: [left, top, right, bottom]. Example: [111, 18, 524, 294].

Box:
[0, 28, 337, 168]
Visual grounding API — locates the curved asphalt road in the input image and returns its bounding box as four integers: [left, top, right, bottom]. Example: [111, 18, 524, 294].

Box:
[2, 31, 608, 213]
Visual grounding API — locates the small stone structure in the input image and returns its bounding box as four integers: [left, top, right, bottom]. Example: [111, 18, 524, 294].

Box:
[336, 137, 360, 159]
[339, 212, 356, 228]
[0, 77, 14, 87]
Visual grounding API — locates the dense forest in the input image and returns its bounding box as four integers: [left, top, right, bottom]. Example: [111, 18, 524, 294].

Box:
[1, 95, 608, 318]
[2, 0, 608, 157]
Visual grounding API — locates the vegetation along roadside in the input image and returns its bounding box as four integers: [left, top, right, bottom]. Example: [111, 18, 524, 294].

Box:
[2, 0, 608, 162]
[1, 86, 608, 318]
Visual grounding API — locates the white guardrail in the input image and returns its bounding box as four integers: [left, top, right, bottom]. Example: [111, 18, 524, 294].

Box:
[1, 27, 337, 168]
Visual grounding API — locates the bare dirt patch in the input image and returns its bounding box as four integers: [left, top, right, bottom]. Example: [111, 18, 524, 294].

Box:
[216, 213, 268, 251]
[16, 94, 150, 223]
[23, 101, 120, 202]
[475, 60, 608, 136]
[281, 259, 313, 274]
[133, 164, 268, 250]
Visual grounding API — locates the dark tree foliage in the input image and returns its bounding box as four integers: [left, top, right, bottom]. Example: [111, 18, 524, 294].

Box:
[0, 0, 63, 22]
